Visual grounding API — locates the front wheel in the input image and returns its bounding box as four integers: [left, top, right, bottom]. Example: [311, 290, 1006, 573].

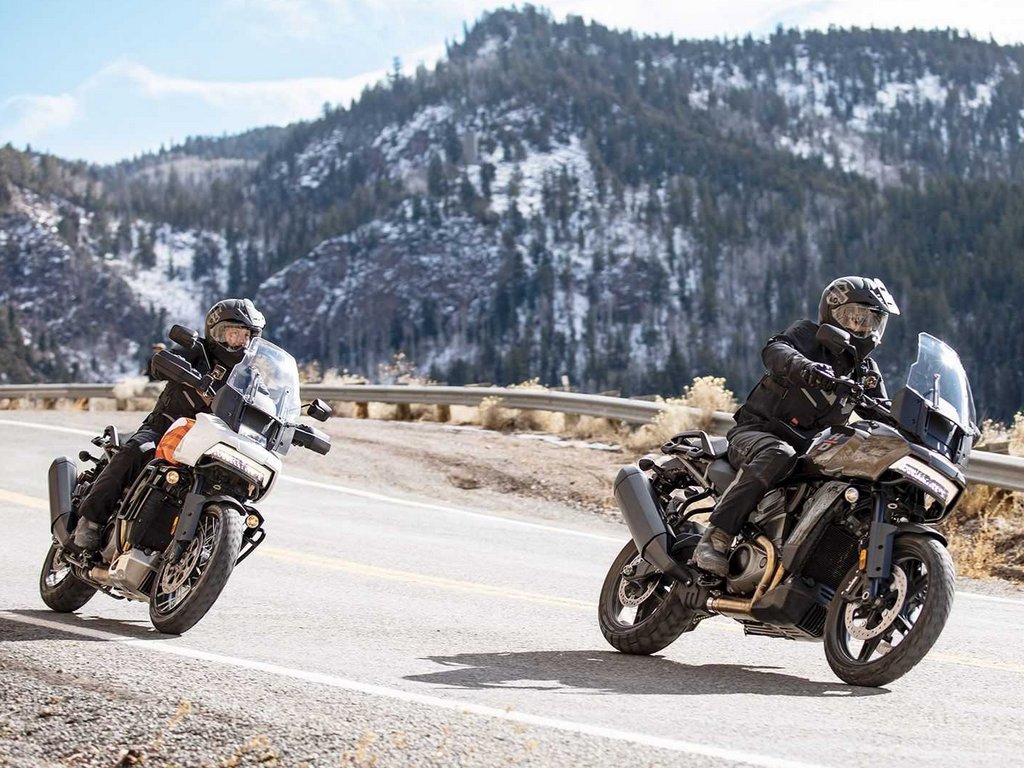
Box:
[39, 543, 97, 612]
[598, 540, 698, 655]
[824, 536, 955, 687]
[149, 504, 243, 634]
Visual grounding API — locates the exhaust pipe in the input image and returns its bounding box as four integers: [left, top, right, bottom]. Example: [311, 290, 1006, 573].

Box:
[48, 457, 77, 548]
[614, 465, 692, 583]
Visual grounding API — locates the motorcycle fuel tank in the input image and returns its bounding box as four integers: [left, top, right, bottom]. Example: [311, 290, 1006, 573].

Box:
[804, 422, 910, 481]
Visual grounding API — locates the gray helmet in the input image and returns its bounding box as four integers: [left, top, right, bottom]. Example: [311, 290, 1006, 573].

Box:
[819, 276, 900, 359]
[204, 298, 266, 368]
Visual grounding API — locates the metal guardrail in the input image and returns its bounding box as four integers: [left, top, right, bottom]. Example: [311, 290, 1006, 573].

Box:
[1, 382, 1021, 491]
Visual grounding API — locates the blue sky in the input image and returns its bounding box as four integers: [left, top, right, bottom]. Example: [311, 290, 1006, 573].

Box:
[3, 0, 1024, 164]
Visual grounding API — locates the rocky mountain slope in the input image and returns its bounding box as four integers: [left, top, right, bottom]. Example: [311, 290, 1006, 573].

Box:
[3, 8, 1024, 418]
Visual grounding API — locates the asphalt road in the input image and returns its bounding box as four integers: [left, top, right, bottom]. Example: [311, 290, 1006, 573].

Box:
[1, 412, 1023, 767]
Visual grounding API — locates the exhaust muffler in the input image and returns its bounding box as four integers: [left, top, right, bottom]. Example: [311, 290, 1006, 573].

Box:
[613, 465, 693, 583]
[48, 456, 77, 548]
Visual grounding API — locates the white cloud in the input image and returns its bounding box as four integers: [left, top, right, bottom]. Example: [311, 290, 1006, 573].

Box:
[0, 93, 80, 144]
[87, 59, 385, 121]
[0, 60, 392, 162]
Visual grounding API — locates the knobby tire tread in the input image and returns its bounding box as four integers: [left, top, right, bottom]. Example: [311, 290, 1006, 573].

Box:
[149, 505, 243, 635]
[824, 537, 955, 687]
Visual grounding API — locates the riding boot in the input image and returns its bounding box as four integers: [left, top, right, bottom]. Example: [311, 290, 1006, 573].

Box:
[72, 517, 102, 552]
[693, 524, 733, 577]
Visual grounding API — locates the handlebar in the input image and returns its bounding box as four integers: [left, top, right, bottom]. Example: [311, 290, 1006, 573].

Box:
[151, 350, 217, 401]
[822, 373, 896, 426]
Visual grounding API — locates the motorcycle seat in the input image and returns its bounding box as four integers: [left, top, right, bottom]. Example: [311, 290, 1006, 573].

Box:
[707, 458, 738, 494]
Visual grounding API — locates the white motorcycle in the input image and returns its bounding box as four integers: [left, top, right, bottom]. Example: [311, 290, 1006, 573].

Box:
[41, 326, 332, 634]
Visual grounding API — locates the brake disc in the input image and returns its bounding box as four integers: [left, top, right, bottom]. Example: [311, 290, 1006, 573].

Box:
[618, 554, 659, 607]
[844, 566, 909, 641]
[159, 537, 202, 593]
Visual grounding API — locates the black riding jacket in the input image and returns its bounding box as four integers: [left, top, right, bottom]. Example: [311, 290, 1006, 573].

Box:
[734, 320, 888, 450]
[141, 340, 228, 434]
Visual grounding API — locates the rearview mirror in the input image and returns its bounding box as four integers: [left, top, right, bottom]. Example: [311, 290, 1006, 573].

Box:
[815, 324, 856, 361]
[169, 324, 199, 349]
[305, 398, 332, 422]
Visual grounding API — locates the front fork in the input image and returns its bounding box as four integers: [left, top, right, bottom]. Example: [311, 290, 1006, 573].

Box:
[841, 493, 898, 602]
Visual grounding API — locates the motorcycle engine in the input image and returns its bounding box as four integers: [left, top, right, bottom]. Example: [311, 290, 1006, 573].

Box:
[726, 541, 770, 595]
[725, 490, 788, 595]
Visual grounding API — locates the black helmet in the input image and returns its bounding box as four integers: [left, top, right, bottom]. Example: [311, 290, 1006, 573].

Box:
[204, 298, 266, 368]
[819, 276, 900, 359]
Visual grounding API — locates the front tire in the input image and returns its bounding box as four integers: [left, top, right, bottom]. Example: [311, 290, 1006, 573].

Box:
[598, 540, 698, 655]
[824, 536, 955, 687]
[39, 543, 97, 612]
[149, 504, 243, 634]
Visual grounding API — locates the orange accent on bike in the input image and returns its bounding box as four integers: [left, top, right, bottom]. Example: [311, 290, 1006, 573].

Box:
[859, 548, 867, 570]
[156, 418, 195, 463]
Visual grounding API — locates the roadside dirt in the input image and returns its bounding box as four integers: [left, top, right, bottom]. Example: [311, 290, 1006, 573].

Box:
[294, 417, 632, 528]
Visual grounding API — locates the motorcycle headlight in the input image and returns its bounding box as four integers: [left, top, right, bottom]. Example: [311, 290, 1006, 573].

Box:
[890, 456, 957, 506]
[206, 444, 272, 488]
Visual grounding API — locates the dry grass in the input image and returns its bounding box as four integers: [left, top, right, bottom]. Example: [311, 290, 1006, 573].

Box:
[625, 376, 738, 453]
[940, 419, 1024, 581]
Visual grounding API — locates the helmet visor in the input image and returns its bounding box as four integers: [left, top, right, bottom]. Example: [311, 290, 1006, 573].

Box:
[211, 322, 253, 351]
[833, 303, 888, 339]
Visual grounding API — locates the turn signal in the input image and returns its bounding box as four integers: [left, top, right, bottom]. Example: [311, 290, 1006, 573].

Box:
[844, 486, 860, 504]
[165, 470, 180, 485]
[245, 514, 260, 529]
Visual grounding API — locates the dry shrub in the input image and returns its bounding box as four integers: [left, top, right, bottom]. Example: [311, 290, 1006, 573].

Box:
[478, 396, 515, 431]
[942, 412, 1024, 581]
[448, 404, 482, 425]
[1010, 412, 1024, 455]
[944, 486, 1008, 578]
[320, 368, 369, 386]
[625, 376, 737, 453]
[565, 414, 628, 443]
[506, 378, 564, 432]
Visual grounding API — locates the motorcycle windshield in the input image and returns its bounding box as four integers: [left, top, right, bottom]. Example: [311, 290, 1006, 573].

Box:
[226, 339, 302, 422]
[905, 333, 976, 431]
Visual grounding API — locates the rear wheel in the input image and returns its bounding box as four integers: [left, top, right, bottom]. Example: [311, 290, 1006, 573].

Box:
[149, 504, 243, 635]
[598, 540, 698, 655]
[39, 543, 96, 612]
[824, 536, 954, 687]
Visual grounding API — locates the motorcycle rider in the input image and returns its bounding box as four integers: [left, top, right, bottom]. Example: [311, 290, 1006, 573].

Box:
[72, 299, 266, 552]
[693, 276, 901, 577]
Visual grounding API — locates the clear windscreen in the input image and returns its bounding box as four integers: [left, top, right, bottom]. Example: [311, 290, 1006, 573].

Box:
[225, 338, 302, 422]
[905, 333, 976, 431]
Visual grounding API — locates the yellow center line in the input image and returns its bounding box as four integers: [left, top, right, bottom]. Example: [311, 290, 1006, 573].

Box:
[0, 488, 48, 511]
[257, 545, 593, 610]
[8, 487, 1022, 674]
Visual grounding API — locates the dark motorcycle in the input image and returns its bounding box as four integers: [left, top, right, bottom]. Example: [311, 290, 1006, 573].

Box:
[598, 327, 978, 686]
[40, 326, 332, 634]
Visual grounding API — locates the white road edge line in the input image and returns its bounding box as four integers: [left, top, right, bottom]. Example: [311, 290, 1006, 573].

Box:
[0, 611, 826, 768]
[4, 416, 1022, 606]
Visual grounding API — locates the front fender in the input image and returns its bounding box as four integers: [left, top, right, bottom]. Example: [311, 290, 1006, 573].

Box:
[169, 494, 248, 562]
[895, 523, 947, 547]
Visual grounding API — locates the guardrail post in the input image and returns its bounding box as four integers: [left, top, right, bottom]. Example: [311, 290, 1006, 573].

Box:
[355, 402, 369, 419]
[435, 404, 451, 423]
[394, 403, 412, 421]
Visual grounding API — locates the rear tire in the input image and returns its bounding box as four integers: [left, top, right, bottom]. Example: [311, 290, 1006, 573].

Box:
[149, 504, 243, 635]
[598, 540, 698, 655]
[824, 536, 954, 687]
[39, 543, 97, 612]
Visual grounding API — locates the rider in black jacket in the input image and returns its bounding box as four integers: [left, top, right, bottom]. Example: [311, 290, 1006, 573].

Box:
[693, 276, 901, 577]
[72, 299, 266, 552]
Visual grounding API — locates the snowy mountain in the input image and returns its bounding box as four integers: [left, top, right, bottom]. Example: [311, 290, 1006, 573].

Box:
[4, 9, 1024, 418]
